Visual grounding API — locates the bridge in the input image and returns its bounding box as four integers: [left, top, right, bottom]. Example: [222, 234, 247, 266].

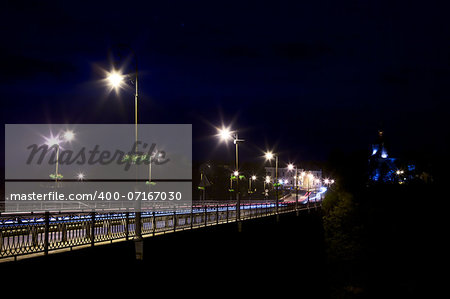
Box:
[0, 193, 323, 262]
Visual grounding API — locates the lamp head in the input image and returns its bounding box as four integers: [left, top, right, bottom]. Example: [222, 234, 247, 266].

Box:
[265, 152, 274, 160]
[218, 127, 233, 141]
[107, 70, 124, 89]
[63, 130, 75, 141]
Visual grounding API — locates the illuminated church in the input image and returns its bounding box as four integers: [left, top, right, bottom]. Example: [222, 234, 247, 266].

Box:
[368, 130, 398, 183]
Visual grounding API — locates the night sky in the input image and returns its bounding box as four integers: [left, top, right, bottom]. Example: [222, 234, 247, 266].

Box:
[1, 0, 449, 164]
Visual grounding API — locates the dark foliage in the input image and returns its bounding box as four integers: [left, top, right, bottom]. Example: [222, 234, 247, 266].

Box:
[321, 150, 443, 297]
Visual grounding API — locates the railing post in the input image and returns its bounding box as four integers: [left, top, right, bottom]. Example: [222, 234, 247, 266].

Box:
[237, 203, 242, 232]
[44, 211, 50, 255]
[226, 204, 229, 223]
[90, 211, 95, 247]
[216, 205, 219, 225]
[61, 223, 67, 243]
[190, 204, 194, 229]
[31, 226, 38, 247]
[173, 208, 177, 232]
[165, 215, 169, 230]
[152, 211, 156, 236]
[125, 211, 129, 240]
[204, 204, 207, 226]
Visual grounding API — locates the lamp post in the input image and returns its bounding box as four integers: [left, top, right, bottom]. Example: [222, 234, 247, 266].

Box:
[218, 127, 244, 226]
[264, 176, 270, 200]
[249, 175, 256, 199]
[288, 163, 299, 215]
[46, 130, 75, 182]
[106, 48, 139, 153]
[265, 151, 279, 218]
[105, 48, 143, 259]
[307, 173, 314, 205]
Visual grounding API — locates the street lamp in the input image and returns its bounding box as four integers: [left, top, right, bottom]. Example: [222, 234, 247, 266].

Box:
[265, 151, 279, 216]
[217, 127, 244, 224]
[249, 175, 256, 199]
[63, 130, 75, 142]
[144, 151, 163, 186]
[77, 172, 85, 181]
[307, 173, 314, 203]
[218, 127, 232, 141]
[106, 67, 138, 152]
[107, 70, 125, 90]
[264, 176, 271, 199]
[45, 130, 75, 182]
[287, 163, 299, 214]
[104, 47, 142, 259]
[300, 171, 306, 190]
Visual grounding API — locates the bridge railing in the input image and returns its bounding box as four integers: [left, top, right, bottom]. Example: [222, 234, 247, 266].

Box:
[0, 200, 320, 261]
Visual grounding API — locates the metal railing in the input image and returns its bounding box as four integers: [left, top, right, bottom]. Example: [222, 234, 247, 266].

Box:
[0, 200, 321, 261]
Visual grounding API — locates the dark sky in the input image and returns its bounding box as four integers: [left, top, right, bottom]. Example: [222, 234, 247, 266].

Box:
[1, 0, 449, 164]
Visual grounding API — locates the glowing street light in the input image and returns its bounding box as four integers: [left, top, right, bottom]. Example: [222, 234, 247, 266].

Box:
[45, 136, 60, 147]
[104, 46, 143, 255]
[263, 176, 271, 199]
[248, 175, 257, 199]
[306, 173, 314, 203]
[217, 126, 244, 225]
[107, 70, 124, 89]
[287, 163, 300, 214]
[77, 172, 85, 181]
[45, 130, 75, 182]
[63, 130, 75, 142]
[265, 151, 279, 215]
[265, 152, 274, 161]
[218, 127, 233, 141]
[104, 47, 139, 154]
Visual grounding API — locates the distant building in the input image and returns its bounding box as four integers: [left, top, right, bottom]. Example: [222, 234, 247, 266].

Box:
[264, 167, 322, 190]
[368, 130, 397, 183]
[368, 130, 416, 184]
